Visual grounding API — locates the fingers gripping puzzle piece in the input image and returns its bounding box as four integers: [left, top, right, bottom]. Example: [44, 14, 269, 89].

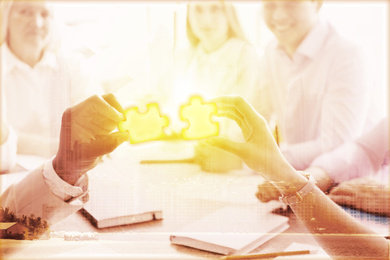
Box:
[118, 103, 169, 144]
[180, 96, 219, 140]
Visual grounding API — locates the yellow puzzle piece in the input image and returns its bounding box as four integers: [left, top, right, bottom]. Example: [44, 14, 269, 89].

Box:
[180, 96, 219, 140]
[118, 103, 169, 144]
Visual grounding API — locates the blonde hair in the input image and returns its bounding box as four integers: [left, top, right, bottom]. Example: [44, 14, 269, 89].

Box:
[186, 1, 247, 47]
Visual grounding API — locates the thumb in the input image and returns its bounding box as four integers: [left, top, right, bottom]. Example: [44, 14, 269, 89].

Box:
[110, 131, 130, 146]
[204, 137, 244, 158]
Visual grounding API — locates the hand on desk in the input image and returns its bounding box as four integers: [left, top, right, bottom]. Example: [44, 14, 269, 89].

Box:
[255, 167, 333, 202]
[255, 181, 281, 202]
[53, 94, 129, 185]
[329, 177, 390, 216]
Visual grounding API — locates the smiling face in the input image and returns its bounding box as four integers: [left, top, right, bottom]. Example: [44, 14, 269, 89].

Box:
[188, 1, 230, 50]
[7, 1, 52, 54]
[262, 0, 320, 53]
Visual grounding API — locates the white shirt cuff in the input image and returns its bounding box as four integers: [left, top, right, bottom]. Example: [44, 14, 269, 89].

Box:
[42, 157, 88, 201]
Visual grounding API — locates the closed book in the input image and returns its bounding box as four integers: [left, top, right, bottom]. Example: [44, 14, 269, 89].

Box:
[81, 177, 162, 229]
[81, 207, 162, 229]
[170, 206, 289, 255]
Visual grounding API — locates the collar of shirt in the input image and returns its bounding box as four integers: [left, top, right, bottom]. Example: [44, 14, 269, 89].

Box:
[275, 19, 330, 63]
[1, 43, 58, 75]
[195, 37, 244, 62]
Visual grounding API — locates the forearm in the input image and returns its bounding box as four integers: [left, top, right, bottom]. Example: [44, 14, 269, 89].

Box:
[305, 167, 333, 193]
[291, 187, 388, 259]
[329, 178, 390, 217]
[281, 139, 322, 170]
[310, 142, 379, 184]
[273, 170, 388, 259]
[1, 165, 86, 225]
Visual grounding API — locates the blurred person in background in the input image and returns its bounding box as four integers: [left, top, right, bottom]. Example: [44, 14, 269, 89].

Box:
[254, 0, 378, 191]
[0, 1, 101, 172]
[159, 1, 261, 173]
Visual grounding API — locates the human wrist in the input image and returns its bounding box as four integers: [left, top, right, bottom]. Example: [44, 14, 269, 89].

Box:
[270, 164, 309, 196]
[278, 173, 317, 205]
[52, 156, 82, 186]
[268, 159, 308, 190]
[305, 167, 333, 192]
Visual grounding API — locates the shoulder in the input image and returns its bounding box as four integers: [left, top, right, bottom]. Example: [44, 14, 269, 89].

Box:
[225, 38, 255, 54]
[323, 21, 365, 59]
[237, 42, 261, 70]
[175, 45, 196, 60]
[223, 38, 260, 65]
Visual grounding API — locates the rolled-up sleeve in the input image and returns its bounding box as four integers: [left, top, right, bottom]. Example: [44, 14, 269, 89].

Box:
[1, 160, 89, 225]
[42, 158, 88, 202]
[310, 118, 389, 183]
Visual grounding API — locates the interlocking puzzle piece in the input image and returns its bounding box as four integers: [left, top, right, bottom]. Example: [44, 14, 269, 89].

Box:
[180, 96, 219, 140]
[118, 103, 169, 144]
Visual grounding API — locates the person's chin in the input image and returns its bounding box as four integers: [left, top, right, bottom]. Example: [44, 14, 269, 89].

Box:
[26, 37, 48, 49]
[275, 33, 294, 46]
[200, 30, 215, 38]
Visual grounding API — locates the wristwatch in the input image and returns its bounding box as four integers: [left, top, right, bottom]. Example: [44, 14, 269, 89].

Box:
[279, 172, 317, 205]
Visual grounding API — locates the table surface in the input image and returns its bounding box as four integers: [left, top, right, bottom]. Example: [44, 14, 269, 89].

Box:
[0, 143, 333, 260]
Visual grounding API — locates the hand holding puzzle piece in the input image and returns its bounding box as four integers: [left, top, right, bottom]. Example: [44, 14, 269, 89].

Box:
[118, 96, 219, 143]
[118, 103, 169, 144]
[180, 96, 219, 140]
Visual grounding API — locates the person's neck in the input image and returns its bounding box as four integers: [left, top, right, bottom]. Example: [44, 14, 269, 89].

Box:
[282, 18, 318, 59]
[282, 44, 297, 59]
[8, 42, 43, 68]
[201, 35, 229, 54]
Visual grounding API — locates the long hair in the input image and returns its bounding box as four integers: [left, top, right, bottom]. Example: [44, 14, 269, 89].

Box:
[186, 1, 247, 47]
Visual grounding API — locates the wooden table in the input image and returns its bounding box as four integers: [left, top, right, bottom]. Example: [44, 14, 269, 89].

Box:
[1, 142, 327, 260]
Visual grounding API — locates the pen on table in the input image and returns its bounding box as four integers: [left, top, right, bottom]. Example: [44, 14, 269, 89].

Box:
[219, 249, 311, 260]
[140, 158, 195, 164]
[275, 125, 280, 147]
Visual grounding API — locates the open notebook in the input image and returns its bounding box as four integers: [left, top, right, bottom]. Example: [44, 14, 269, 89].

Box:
[170, 206, 289, 255]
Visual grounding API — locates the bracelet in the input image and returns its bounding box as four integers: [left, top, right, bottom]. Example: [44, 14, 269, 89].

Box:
[279, 173, 317, 205]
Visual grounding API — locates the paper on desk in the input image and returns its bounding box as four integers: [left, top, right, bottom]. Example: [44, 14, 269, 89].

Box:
[50, 242, 122, 259]
[276, 242, 330, 259]
[16, 154, 47, 171]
